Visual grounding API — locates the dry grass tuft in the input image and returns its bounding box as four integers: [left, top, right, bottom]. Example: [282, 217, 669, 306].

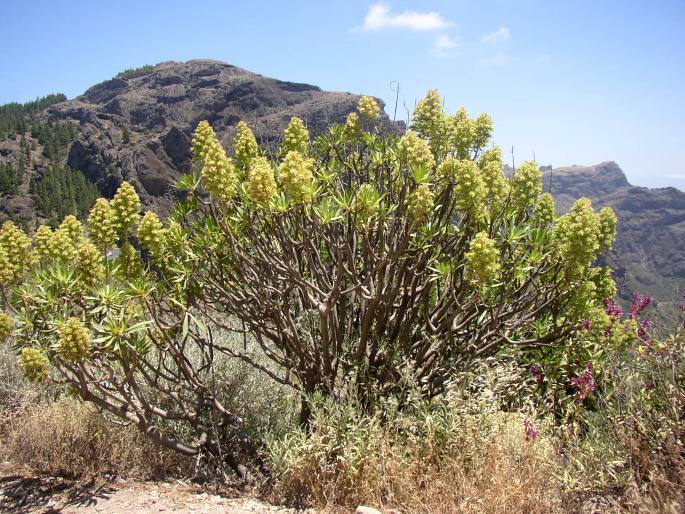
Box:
[0, 397, 190, 479]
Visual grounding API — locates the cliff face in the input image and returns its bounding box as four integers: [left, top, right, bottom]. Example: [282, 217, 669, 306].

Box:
[38, 59, 401, 212]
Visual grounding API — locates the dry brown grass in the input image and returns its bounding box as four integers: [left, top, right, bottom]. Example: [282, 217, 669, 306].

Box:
[269, 400, 565, 514]
[0, 397, 191, 479]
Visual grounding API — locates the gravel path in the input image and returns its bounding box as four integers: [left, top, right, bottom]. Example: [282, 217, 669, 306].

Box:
[0, 463, 312, 513]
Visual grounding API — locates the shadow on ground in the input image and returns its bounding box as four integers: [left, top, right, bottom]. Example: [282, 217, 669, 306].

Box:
[0, 474, 115, 513]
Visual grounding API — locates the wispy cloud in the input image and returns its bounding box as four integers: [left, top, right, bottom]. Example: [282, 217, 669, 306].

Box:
[482, 26, 510, 44]
[666, 173, 685, 180]
[432, 33, 459, 58]
[361, 3, 453, 31]
[480, 52, 509, 67]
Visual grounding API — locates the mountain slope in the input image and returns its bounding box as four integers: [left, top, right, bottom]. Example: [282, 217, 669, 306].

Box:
[0, 60, 401, 220]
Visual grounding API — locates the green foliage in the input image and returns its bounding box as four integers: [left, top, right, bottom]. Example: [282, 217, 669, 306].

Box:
[115, 65, 154, 80]
[31, 165, 99, 224]
[0, 94, 66, 140]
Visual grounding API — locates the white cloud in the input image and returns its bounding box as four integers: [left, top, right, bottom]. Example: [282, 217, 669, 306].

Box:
[482, 26, 510, 44]
[666, 173, 685, 180]
[480, 52, 509, 67]
[432, 33, 459, 58]
[361, 3, 453, 31]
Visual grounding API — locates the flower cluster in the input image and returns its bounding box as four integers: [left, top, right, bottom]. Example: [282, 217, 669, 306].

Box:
[0, 221, 32, 284]
[571, 363, 597, 400]
[535, 192, 556, 225]
[554, 198, 601, 272]
[60, 215, 84, 243]
[282, 117, 309, 154]
[33, 225, 54, 261]
[398, 131, 434, 171]
[629, 292, 653, 319]
[344, 112, 363, 140]
[412, 89, 447, 146]
[448, 108, 474, 158]
[523, 418, 539, 440]
[202, 138, 238, 202]
[597, 207, 617, 251]
[87, 198, 118, 251]
[111, 181, 141, 236]
[49, 226, 78, 262]
[247, 156, 277, 207]
[191, 120, 216, 164]
[452, 160, 485, 217]
[234, 121, 259, 169]
[137, 211, 166, 255]
[465, 232, 501, 288]
[512, 161, 543, 213]
[279, 150, 314, 203]
[58, 317, 91, 362]
[76, 240, 105, 286]
[0, 312, 11, 342]
[406, 184, 434, 224]
[471, 113, 493, 150]
[358, 95, 380, 121]
[19, 347, 49, 383]
[481, 160, 508, 213]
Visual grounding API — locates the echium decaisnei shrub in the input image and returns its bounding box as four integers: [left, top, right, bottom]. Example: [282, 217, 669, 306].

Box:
[174, 90, 619, 424]
[0, 89, 623, 482]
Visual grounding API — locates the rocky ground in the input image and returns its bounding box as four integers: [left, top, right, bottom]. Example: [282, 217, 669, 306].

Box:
[0, 462, 313, 514]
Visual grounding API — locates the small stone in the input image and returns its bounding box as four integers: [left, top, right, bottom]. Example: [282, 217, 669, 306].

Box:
[356, 507, 383, 514]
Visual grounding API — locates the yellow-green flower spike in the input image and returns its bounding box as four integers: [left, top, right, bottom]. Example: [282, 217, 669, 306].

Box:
[247, 156, 277, 207]
[465, 232, 501, 288]
[234, 121, 259, 169]
[554, 197, 601, 271]
[191, 120, 216, 164]
[282, 117, 309, 154]
[412, 90, 448, 148]
[0, 221, 32, 283]
[472, 113, 493, 150]
[58, 317, 91, 362]
[598, 206, 617, 251]
[76, 240, 105, 286]
[453, 160, 486, 217]
[436, 158, 458, 182]
[478, 146, 503, 170]
[481, 161, 508, 213]
[0, 312, 12, 342]
[201, 139, 238, 203]
[87, 198, 117, 251]
[138, 211, 166, 255]
[512, 161, 543, 213]
[59, 215, 84, 244]
[449, 108, 474, 158]
[48, 227, 77, 262]
[344, 112, 363, 139]
[358, 95, 380, 121]
[407, 184, 435, 224]
[279, 151, 314, 203]
[111, 181, 141, 236]
[398, 131, 435, 171]
[19, 347, 49, 383]
[535, 192, 556, 225]
[0, 247, 13, 285]
[34, 225, 54, 262]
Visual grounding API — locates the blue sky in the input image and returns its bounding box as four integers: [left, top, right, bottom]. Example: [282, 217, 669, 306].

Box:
[1, 0, 684, 188]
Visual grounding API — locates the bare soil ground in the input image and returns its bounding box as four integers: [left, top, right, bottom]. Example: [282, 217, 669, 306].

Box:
[0, 462, 310, 514]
